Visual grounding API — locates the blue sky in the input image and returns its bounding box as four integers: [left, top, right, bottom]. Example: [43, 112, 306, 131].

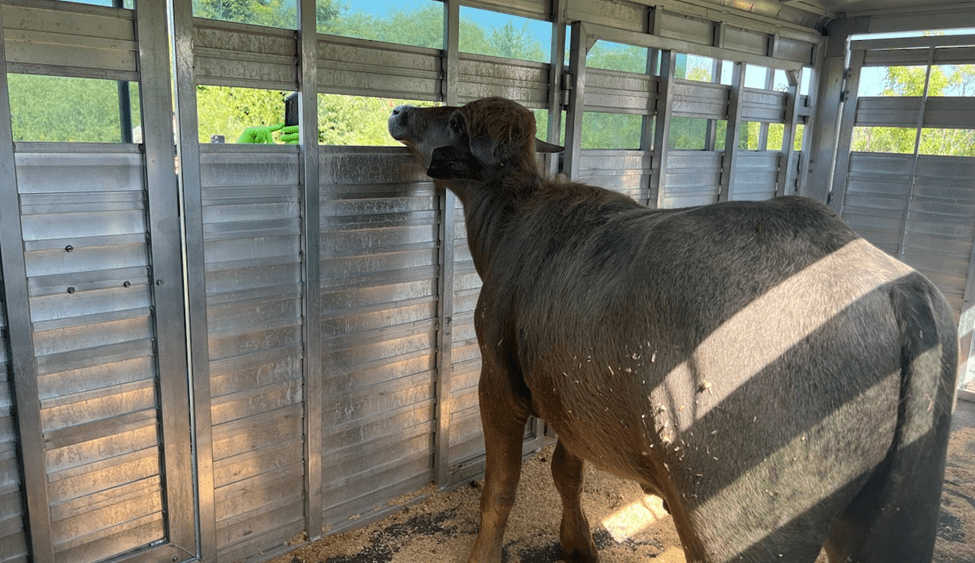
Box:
[352, 0, 552, 36]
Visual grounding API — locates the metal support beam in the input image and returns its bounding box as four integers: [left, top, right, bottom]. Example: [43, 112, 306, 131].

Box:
[297, 0, 324, 540]
[546, 0, 568, 177]
[896, 46, 936, 262]
[563, 21, 588, 179]
[170, 0, 217, 560]
[137, 0, 196, 557]
[826, 48, 864, 214]
[719, 61, 746, 202]
[436, 0, 460, 487]
[0, 6, 55, 562]
[649, 50, 676, 209]
[776, 68, 802, 196]
[805, 17, 868, 205]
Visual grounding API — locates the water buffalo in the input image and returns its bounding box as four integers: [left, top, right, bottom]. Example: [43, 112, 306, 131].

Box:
[387, 96, 957, 563]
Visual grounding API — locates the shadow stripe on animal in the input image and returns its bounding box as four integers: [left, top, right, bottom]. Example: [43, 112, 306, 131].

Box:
[387, 96, 957, 563]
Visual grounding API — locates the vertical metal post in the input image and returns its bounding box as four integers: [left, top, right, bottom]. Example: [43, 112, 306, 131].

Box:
[170, 0, 217, 560]
[297, 0, 324, 539]
[0, 8, 55, 562]
[829, 47, 864, 214]
[137, 0, 196, 554]
[796, 42, 823, 198]
[896, 46, 936, 261]
[435, 0, 459, 487]
[546, 0, 567, 177]
[649, 50, 675, 209]
[777, 68, 802, 196]
[563, 21, 588, 179]
[114, 0, 133, 143]
[719, 61, 745, 202]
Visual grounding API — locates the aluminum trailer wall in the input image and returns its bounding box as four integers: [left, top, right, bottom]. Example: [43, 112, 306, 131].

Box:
[8, 1, 975, 563]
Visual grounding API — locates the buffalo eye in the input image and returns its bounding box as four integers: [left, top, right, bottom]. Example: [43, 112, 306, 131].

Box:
[450, 114, 464, 133]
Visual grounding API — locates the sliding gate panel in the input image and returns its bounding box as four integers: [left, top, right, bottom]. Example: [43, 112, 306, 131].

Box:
[318, 147, 438, 530]
[198, 146, 307, 562]
[14, 146, 184, 563]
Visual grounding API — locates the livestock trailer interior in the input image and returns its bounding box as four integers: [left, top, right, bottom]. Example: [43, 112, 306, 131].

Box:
[0, 0, 973, 562]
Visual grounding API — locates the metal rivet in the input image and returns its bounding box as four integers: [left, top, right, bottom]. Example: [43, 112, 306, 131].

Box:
[65, 245, 73, 252]
[123, 281, 131, 288]
[156, 279, 163, 286]
[67, 287, 75, 294]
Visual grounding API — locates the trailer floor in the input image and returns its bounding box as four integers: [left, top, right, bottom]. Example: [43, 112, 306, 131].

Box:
[275, 399, 975, 563]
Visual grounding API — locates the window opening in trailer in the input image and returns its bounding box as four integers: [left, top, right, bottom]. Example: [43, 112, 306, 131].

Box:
[587, 41, 649, 74]
[719, 60, 734, 85]
[929, 64, 975, 96]
[316, 0, 444, 49]
[772, 69, 790, 92]
[675, 54, 717, 83]
[193, 0, 297, 28]
[459, 6, 551, 64]
[744, 64, 770, 89]
[670, 117, 713, 151]
[8, 75, 141, 143]
[196, 85, 295, 144]
[917, 129, 975, 156]
[800, 70, 812, 96]
[581, 113, 644, 149]
[850, 127, 918, 154]
[317, 94, 438, 146]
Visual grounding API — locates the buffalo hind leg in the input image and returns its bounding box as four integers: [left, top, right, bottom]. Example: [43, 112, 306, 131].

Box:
[552, 439, 599, 563]
[467, 383, 530, 563]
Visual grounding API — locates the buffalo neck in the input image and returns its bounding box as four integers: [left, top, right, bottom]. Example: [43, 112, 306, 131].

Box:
[441, 168, 541, 280]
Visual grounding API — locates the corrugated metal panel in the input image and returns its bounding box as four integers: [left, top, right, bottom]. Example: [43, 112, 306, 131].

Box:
[584, 69, 655, 115]
[579, 150, 652, 203]
[565, 0, 648, 33]
[317, 35, 441, 101]
[193, 19, 297, 90]
[458, 54, 550, 108]
[902, 155, 975, 318]
[659, 12, 715, 46]
[197, 146, 306, 561]
[467, 0, 551, 20]
[0, 258, 28, 563]
[660, 151, 722, 208]
[15, 149, 165, 563]
[449, 202, 484, 466]
[2, 2, 138, 80]
[855, 97, 923, 128]
[724, 25, 768, 56]
[740, 88, 788, 122]
[318, 147, 437, 529]
[672, 80, 728, 119]
[841, 152, 913, 256]
[730, 151, 779, 200]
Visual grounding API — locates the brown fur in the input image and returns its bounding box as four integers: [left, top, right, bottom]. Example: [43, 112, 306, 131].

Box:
[388, 97, 957, 563]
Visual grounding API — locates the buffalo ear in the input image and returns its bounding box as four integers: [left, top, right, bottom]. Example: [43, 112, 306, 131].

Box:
[535, 139, 564, 153]
[426, 146, 481, 179]
[469, 135, 499, 168]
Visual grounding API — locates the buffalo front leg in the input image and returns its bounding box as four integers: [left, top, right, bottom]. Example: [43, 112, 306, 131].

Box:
[467, 375, 530, 563]
[552, 439, 599, 563]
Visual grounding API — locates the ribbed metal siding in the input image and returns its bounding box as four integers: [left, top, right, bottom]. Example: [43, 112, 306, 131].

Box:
[198, 147, 306, 561]
[0, 259, 27, 563]
[902, 156, 975, 319]
[841, 153, 975, 320]
[730, 152, 780, 201]
[458, 54, 550, 108]
[579, 150, 652, 203]
[16, 149, 166, 563]
[318, 147, 438, 529]
[660, 152, 723, 208]
[450, 202, 483, 466]
[841, 153, 913, 256]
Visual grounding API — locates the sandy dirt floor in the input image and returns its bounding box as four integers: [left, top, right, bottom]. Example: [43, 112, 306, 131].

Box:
[273, 400, 975, 563]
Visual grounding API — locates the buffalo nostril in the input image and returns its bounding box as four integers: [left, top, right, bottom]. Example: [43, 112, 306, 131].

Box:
[391, 104, 414, 117]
